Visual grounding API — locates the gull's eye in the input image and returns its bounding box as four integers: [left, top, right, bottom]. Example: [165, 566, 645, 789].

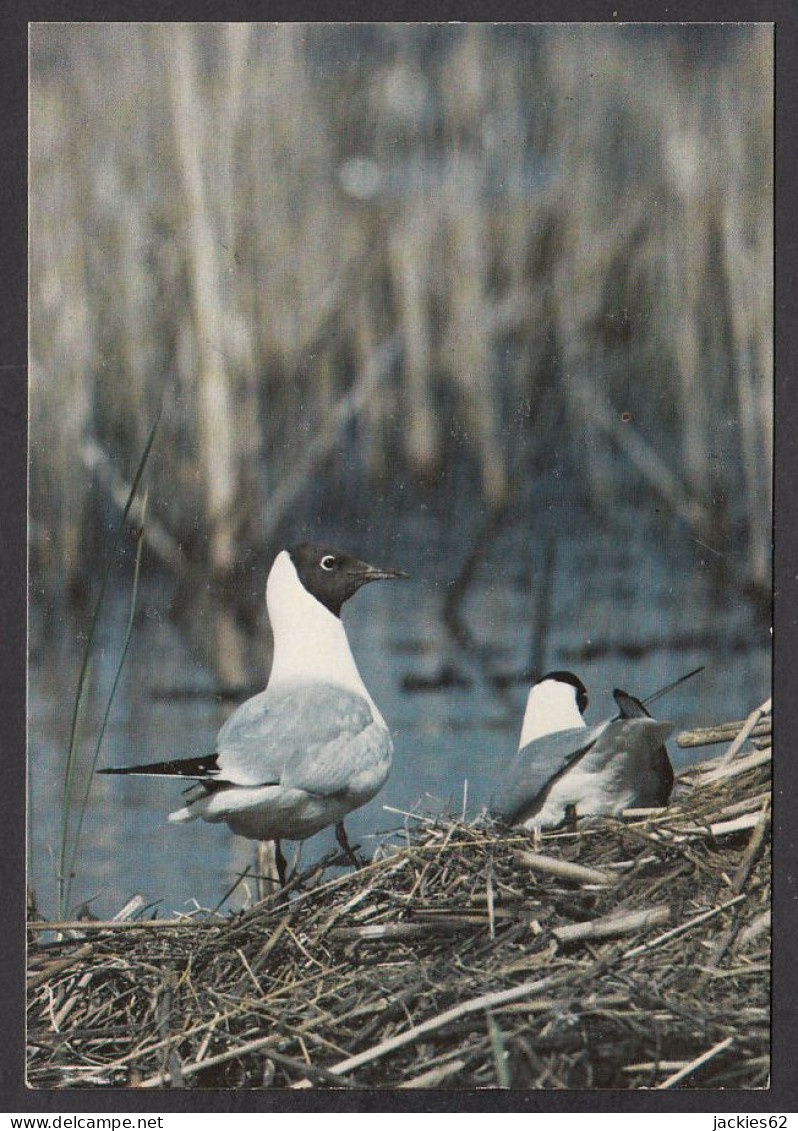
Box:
[320, 555, 336, 572]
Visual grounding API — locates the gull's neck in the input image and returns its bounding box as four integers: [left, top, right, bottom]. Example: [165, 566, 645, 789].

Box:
[519, 681, 587, 748]
[265, 551, 378, 711]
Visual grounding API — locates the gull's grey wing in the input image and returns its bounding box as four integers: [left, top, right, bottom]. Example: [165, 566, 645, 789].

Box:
[575, 718, 674, 774]
[215, 684, 385, 794]
[566, 717, 676, 810]
[605, 710, 675, 805]
[282, 712, 392, 798]
[612, 693, 674, 804]
[489, 722, 609, 824]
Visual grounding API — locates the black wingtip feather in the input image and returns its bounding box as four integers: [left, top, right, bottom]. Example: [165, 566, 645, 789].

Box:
[613, 689, 652, 719]
[97, 755, 220, 779]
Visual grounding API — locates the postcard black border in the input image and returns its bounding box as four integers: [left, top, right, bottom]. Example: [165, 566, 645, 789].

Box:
[2, 0, 796, 1115]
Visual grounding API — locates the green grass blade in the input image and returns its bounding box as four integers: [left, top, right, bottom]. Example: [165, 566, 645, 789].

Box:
[64, 502, 147, 914]
[57, 411, 160, 917]
[56, 658, 92, 905]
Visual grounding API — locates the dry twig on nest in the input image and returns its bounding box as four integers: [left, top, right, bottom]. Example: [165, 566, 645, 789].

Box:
[27, 725, 771, 1091]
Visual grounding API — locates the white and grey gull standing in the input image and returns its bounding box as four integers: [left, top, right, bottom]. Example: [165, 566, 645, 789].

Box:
[489, 670, 675, 830]
[99, 542, 408, 884]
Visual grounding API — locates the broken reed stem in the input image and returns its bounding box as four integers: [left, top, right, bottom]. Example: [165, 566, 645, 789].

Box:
[514, 850, 614, 887]
[717, 698, 772, 766]
[624, 894, 747, 959]
[709, 812, 763, 838]
[137, 1033, 281, 1089]
[656, 1036, 734, 1089]
[27, 944, 93, 990]
[677, 718, 771, 748]
[328, 920, 481, 942]
[292, 974, 559, 1087]
[731, 804, 771, 895]
[28, 918, 223, 933]
[553, 904, 670, 945]
[67, 1005, 252, 1081]
[397, 1058, 467, 1088]
[623, 1059, 689, 1074]
[698, 747, 772, 785]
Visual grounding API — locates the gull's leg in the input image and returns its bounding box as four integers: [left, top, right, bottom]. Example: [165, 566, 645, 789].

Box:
[275, 839, 288, 888]
[256, 841, 281, 899]
[255, 841, 266, 901]
[335, 821, 360, 869]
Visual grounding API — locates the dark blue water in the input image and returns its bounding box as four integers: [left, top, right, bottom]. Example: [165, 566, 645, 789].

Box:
[28, 509, 770, 922]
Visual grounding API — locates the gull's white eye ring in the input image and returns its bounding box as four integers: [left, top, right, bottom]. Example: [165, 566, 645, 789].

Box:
[320, 555, 336, 571]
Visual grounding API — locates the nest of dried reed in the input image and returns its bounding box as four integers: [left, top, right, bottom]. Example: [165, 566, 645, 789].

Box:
[27, 719, 771, 1091]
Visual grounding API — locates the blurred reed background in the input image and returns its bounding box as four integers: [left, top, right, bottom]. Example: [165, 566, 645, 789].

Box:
[28, 23, 772, 917]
